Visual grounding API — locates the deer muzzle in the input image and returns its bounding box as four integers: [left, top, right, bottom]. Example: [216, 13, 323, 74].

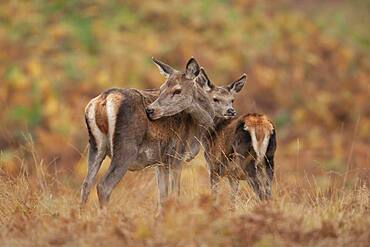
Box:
[224, 108, 237, 118]
[145, 106, 162, 120]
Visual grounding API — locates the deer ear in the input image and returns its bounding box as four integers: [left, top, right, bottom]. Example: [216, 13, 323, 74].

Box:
[227, 73, 247, 94]
[196, 68, 214, 92]
[185, 57, 200, 79]
[152, 57, 175, 78]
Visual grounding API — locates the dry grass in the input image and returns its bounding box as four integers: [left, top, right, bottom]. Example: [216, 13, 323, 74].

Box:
[1, 153, 369, 247]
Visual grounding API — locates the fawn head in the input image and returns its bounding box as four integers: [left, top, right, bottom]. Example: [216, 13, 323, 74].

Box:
[196, 68, 247, 119]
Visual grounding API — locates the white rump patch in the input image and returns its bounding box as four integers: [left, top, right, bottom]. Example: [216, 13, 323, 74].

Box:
[244, 126, 270, 163]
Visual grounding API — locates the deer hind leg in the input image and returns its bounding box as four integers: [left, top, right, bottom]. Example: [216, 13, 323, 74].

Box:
[251, 158, 274, 200]
[263, 156, 274, 200]
[264, 131, 276, 200]
[81, 106, 108, 206]
[245, 161, 266, 200]
[80, 141, 107, 205]
[97, 140, 138, 208]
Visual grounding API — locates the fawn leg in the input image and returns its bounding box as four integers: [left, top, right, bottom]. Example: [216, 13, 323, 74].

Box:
[263, 156, 274, 200]
[245, 162, 265, 200]
[264, 135, 276, 199]
[228, 177, 239, 209]
[264, 129, 276, 199]
[210, 170, 221, 204]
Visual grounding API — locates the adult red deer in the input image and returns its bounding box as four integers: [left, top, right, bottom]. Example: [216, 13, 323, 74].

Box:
[80, 58, 238, 208]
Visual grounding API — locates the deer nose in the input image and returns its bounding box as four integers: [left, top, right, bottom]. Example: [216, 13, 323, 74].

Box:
[145, 107, 155, 116]
[227, 108, 236, 116]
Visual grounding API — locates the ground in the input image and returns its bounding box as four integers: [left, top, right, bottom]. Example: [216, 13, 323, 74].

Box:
[1, 154, 369, 246]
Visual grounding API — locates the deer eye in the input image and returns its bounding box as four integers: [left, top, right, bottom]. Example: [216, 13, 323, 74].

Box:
[173, 89, 182, 95]
[213, 98, 220, 103]
[231, 100, 234, 103]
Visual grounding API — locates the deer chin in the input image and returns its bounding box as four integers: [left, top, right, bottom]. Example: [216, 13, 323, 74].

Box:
[147, 108, 180, 120]
[147, 111, 163, 121]
[223, 114, 236, 120]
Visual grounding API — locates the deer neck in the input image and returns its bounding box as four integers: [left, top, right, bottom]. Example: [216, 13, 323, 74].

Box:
[214, 116, 228, 127]
[185, 85, 215, 131]
[202, 116, 233, 148]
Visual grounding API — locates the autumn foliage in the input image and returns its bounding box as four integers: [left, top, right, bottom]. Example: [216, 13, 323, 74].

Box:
[0, 0, 369, 246]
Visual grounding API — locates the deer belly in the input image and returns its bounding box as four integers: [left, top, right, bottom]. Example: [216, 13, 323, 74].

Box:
[128, 146, 161, 171]
[127, 161, 148, 171]
[137, 144, 160, 163]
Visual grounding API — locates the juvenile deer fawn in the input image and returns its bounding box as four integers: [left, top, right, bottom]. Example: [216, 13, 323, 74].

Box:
[200, 73, 277, 203]
[81, 58, 233, 208]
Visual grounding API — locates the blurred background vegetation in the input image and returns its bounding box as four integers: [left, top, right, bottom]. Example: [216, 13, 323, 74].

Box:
[0, 0, 369, 189]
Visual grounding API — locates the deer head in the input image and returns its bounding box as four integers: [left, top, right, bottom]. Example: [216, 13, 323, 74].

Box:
[195, 68, 247, 119]
[146, 58, 215, 126]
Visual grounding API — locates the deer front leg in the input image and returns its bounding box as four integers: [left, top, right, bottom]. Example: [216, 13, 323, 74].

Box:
[167, 143, 186, 198]
[205, 155, 221, 204]
[209, 169, 221, 204]
[155, 165, 169, 212]
[169, 161, 183, 198]
[185, 138, 201, 162]
[228, 176, 239, 210]
[80, 142, 107, 206]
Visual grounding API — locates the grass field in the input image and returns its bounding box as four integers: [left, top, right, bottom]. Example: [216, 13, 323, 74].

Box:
[1, 147, 369, 246]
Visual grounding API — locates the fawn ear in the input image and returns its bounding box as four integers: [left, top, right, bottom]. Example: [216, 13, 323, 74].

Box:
[152, 57, 175, 78]
[185, 57, 200, 79]
[227, 73, 247, 94]
[196, 67, 214, 92]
